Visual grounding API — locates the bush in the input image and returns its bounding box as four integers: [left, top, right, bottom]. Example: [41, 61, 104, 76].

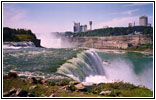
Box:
[49, 81, 55, 86]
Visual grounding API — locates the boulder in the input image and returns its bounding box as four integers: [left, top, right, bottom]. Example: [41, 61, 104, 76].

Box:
[3, 92, 11, 97]
[69, 81, 80, 85]
[41, 79, 48, 85]
[41, 94, 47, 97]
[36, 77, 42, 83]
[28, 77, 38, 84]
[49, 93, 55, 97]
[74, 83, 86, 91]
[29, 85, 37, 90]
[16, 88, 28, 97]
[27, 93, 35, 97]
[3, 87, 17, 97]
[99, 90, 111, 96]
[8, 72, 18, 78]
[60, 85, 71, 91]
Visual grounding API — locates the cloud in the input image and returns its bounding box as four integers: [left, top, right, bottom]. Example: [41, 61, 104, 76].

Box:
[125, 3, 152, 7]
[94, 16, 138, 29]
[3, 4, 53, 33]
[111, 9, 139, 16]
[122, 9, 139, 15]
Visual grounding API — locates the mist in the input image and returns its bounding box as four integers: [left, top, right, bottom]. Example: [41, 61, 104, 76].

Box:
[83, 58, 153, 90]
[35, 32, 74, 48]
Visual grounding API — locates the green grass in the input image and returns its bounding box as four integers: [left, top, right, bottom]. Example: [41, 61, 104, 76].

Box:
[88, 82, 153, 97]
[3, 78, 153, 97]
[15, 34, 36, 41]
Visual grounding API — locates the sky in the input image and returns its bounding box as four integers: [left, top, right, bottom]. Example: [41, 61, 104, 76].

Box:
[3, 2, 153, 33]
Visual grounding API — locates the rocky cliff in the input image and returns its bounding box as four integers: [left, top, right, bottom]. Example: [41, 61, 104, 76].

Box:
[69, 35, 152, 49]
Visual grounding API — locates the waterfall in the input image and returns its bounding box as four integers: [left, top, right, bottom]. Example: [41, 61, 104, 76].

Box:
[3, 42, 36, 49]
[57, 49, 153, 90]
[57, 49, 105, 81]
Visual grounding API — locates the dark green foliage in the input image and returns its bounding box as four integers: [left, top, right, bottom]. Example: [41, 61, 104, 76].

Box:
[49, 81, 55, 86]
[65, 26, 153, 39]
[3, 27, 37, 42]
[127, 43, 153, 51]
[55, 79, 70, 86]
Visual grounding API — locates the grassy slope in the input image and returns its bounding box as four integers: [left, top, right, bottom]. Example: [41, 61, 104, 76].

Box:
[3, 78, 153, 97]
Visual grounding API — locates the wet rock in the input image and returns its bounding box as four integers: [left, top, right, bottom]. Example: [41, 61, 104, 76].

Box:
[28, 77, 38, 84]
[36, 77, 42, 83]
[16, 88, 28, 97]
[69, 81, 80, 85]
[27, 93, 35, 97]
[49, 93, 55, 97]
[74, 83, 86, 91]
[99, 90, 111, 96]
[8, 72, 18, 78]
[60, 85, 71, 91]
[41, 79, 48, 85]
[3, 87, 17, 97]
[9, 87, 17, 94]
[29, 85, 37, 90]
[3, 92, 11, 97]
[41, 94, 47, 97]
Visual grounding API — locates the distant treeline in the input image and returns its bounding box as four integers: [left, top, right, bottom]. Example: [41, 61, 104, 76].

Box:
[65, 26, 153, 39]
[3, 27, 37, 42]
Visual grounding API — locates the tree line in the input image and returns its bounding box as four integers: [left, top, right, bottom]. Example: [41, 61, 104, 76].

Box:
[65, 26, 153, 39]
[3, 27, 37, 42]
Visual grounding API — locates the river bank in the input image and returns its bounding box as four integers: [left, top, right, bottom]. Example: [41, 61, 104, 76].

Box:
[3, 72, 153, 97]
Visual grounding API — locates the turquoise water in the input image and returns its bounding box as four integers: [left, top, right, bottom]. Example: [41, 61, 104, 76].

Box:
[97, 51, 153, 75]
[3, 48, 83, 79]
[3, 47, 153, 90]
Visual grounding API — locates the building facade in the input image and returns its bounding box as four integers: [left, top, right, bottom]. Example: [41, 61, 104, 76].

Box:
[80, 25, 87, 32]
[74, 22, 80, 33]
[139, 16, 148, 26]
[74, 22, 87, 33]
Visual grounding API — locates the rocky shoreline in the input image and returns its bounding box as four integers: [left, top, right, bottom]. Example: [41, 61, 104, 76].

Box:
[3, 72, 153, 97]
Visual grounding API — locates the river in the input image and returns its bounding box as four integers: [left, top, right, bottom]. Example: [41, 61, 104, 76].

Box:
[3, 43, 153, 90]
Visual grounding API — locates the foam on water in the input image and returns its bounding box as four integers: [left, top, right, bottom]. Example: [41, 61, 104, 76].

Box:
[57, 49, 153, 90]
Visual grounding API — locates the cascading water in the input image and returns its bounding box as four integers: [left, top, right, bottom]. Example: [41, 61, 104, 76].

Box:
[35, 32, 74, 48]
[3, 42, 36, 49]
[57, 50, 106, 81]
[57, 49, 153, 90]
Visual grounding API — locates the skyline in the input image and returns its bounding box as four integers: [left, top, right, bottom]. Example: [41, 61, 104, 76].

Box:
[3, 2, 153, 33]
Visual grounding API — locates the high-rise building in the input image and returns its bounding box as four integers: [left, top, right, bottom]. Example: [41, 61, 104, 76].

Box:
[74, 22, 80, 33]
[139, 16, 148, 26]
[89, 21, 92, 30]
[74, 22, 87, 33]
[80, 25, 87, 32]
[128, 22, 135, 27]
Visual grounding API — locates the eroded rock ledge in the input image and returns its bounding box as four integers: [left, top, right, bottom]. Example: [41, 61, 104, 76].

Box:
[69, 35, 152, 49]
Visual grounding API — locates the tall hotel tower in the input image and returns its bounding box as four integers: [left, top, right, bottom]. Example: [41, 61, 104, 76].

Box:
[139, 16, 148, 26]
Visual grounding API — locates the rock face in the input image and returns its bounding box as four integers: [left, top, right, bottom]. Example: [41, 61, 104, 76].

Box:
[74, 83, 86, 91]
[99, 90, 111, 96]
[69, 35, 152, 49]
[8, 72, 18, 78]
[33, 39, 42, 47]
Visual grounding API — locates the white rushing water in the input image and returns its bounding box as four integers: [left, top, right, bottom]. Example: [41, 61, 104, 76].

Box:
[35, 32, 74, 48]
[57, 49, 153, 90]
[3, 42, 36, 49]
[57, 49, 105, 81]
